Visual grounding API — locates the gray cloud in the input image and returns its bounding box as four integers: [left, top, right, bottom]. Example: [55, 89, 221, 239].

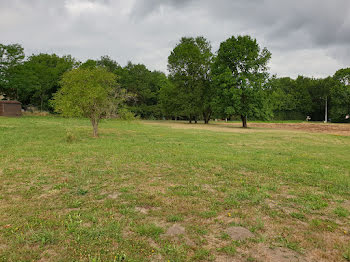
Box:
[1, 0, 349, 78]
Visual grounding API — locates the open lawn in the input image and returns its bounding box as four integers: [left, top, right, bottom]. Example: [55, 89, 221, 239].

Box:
[1, 117, 350, 261]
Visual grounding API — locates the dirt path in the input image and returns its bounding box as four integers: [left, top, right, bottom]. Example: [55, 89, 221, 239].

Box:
[144, 121, 350, 136]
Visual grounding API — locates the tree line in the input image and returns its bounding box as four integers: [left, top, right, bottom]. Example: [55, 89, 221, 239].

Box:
[1, 36, 350, 128]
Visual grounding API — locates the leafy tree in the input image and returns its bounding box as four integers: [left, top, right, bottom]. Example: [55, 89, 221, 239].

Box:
[80, 56, 121, 72]
[0, 43, 25, 99]
[331, 68, 350, 122]
[334, 68, 350, 86]
[23, 54, 77, 111]
[80, 59, 97, 69]
[159, 78, 182, 119]
[269, 77, 301, 119]
[168, 36, 213, 123]
[118, 62, 164, 118]
[51, 67, 124, 137]
[306, 77, 334, 121]
[97, 55, 121, 73]
[212, 35, 271, 127]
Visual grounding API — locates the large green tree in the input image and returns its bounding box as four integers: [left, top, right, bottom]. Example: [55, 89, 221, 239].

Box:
[118, 62, 165, 118]
[212, 35, 272, 127]
[167, 36, 213, 123]
[331, 68, 350, 122]
[51, 67, 124, 137]
[270, 76, 314, 120]
[23, 54, 76, 110]
[0, 43, 25, 99]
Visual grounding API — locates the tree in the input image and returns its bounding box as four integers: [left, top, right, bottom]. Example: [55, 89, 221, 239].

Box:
[159, 78, 182, 119]
[118, 62, 164, 119]
[80, 59, 97, 69]
[269, 77, 301, 120]
[51, 67, 123, 137]
[212, 35, 272, 127]
[0, 43, 25, 99]
[23, 54, 76, 111]
[334, 68, 350, 86]
[97, 55, 121, 73]
[168, 36, 213, 123]
[331, 68, 350, 122]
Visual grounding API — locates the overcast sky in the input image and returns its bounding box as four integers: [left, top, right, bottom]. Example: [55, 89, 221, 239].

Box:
[1, 0, 350, 78]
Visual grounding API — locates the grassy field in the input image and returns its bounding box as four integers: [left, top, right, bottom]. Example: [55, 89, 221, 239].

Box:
[1, 117, 350, 262]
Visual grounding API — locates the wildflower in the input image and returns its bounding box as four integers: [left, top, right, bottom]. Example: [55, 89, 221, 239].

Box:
[228, 212, 231, 217]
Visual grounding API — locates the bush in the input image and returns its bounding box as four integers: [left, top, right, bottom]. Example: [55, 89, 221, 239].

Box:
[118, 108, 136, 120]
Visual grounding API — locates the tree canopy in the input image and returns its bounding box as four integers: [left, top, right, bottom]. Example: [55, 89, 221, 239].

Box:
[212, 35, 272, 127]
[51, 67, 122, 137]
[166, 36, 213, 123]
[1, 39, 350, 124]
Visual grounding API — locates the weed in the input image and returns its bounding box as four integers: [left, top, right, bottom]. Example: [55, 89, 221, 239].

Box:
[334, 206, 350, 217]
[217, 244, 236, 255]
[135, 223, 164, 238]
[167, 215, 184, 222]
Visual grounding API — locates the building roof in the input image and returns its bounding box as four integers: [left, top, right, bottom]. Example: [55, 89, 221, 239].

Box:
[0, 100, 21, 104]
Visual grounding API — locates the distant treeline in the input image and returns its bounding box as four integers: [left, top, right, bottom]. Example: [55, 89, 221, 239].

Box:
[1, 38, 349, 124]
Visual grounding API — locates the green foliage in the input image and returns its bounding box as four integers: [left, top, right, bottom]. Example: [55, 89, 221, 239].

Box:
[80, 59, 97, 69]
[117, 108, 136, 120]
[331, 68, 350, 122]
[21, 53, 76, 111]
[2, 41, 350, 123]
[51, 67, 123, 136]
[269, 76, 313, 120]
[0, 43, 25, 99]
[166, 36, 213, 123]
[118, 62, 166, 119]
[212, 35, 272, 127]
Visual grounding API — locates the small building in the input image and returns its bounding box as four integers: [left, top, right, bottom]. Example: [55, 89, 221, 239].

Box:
[0, 100, 22, 117]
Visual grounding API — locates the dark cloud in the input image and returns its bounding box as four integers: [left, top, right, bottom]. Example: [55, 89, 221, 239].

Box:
[1, 0, 349, 78]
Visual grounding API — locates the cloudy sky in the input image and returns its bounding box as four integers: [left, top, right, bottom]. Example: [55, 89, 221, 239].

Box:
[1, 0, 350, 78]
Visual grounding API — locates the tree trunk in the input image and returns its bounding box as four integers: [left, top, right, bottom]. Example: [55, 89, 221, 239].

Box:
[203, 112, 210, 124]
[241, 115, 247, 128]
[324, 96, 328, 123]
[189, 115, 192, 124]
[91, 118, 99, 137]
[40, 95, 43, 112]
[194, 116, 197, 124]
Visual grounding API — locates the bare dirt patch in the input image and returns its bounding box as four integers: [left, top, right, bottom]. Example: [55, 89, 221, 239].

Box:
[260, 247, 304, 262]
[165, 224, 186, 236]
[247, 122, 350, 136]
[144, 121, 350, 136]
[107, 192, 120, 199]
[246, 244, 307, 262]
[135, 206, 150, 214]
[225, 226, 254, 241]
[38, 249, 58, 262]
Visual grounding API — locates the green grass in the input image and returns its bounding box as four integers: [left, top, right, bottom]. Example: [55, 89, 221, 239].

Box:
[0, 116, 350, 261]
